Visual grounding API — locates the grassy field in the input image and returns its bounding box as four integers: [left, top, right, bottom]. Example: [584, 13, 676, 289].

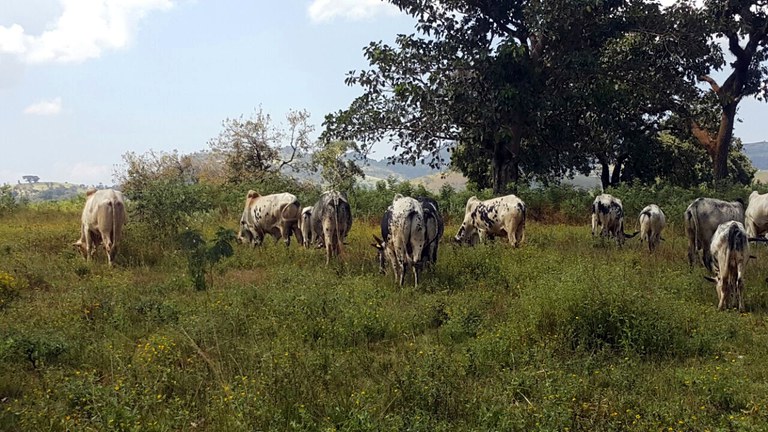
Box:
[2, 205, 768, 431]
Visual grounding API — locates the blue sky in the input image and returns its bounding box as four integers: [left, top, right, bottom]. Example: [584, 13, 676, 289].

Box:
[1, 0, 767, 186]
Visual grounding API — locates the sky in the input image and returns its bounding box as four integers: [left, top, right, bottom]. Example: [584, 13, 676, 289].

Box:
[1, 1, 766, 186]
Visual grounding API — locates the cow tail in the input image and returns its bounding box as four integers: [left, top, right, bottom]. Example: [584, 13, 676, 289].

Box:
[690, 208, 701, 251]
[333, 194, 343, 258]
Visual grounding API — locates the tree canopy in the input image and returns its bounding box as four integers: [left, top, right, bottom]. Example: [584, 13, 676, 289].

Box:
[323, 0, 767, 192]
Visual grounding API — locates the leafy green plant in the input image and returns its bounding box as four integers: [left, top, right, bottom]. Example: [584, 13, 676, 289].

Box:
[179, 227, 235, 290]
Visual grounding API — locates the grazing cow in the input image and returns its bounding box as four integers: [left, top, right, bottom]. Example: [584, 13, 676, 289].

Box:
[237, 190, 302, 247]
[298, 206, 314, 248]
[417, 197, 444, 268]
[706, 221, 749, 311]
[309, 191, 353, 264]
[591, 194, 637, 246]
[685, 197, 745, 268]
[454, 195, 526, 247]
[372, 194, 426, 287]
[745, 191, 768, 239]
[73, 188, 127, 267]
[639, 204, 666, 252]
[372, 204, 394, 274]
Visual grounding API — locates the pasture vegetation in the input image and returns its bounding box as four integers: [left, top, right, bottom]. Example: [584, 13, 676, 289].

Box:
[3, 183, 768, 431]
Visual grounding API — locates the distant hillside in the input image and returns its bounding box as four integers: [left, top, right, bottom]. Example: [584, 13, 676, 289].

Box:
[12, 182, 93, 202]
[743, 141, 768, 170]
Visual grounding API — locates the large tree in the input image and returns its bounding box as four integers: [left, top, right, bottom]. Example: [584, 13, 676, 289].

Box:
[682, 0, 768, 180]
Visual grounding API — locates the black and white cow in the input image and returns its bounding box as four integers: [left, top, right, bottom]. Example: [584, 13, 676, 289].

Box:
[309, 191, 353, 264]
[685, 197, 745, 269]
[638, 204, 666, 252]
[705, 221, 749, 312]
[591, 194, 637, 246]
[371, 194, 427, 287]
[454, 195, 526, 247]
[745, 191, 768, 239]
[417, 197, 444, 268]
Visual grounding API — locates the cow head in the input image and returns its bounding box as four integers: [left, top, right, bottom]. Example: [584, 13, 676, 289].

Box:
[72, 239, 87, 258]
[371, 235, 387, 274]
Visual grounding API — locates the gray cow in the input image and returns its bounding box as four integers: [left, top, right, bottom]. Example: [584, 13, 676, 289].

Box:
[685, 197, 745, 269]
[309, 191, 352, 264]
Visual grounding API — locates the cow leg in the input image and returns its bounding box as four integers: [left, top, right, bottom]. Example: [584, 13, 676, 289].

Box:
[716, 282, 726, 311]
[103, 234, 114, 267]
[591, 213, 599, 236]
[703, 250, 714, 272]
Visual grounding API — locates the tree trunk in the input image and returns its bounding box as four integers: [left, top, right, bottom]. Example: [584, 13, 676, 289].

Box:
[713, 103, 737, 180]
[491, 132, 521, 195]
[600, 159, 610, 190]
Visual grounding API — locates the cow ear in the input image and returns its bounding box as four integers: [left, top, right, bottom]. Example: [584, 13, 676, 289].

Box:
[247, 190, 260, 199]
[703, 276, 717, 283]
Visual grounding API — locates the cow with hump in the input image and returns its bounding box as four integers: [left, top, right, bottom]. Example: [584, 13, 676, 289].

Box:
[237, 190, 303, 247]
[73, 188, 127, 267]
[745, 191, 768, 239]
[591, 194, 637, 246]
[638, 204, 666, 252]
[454, 194, 526, 247]
[705, 221, 750, 312]
[309, 190, 353, 264]
[371, 194, 427, 287]
[685, 197, 744, 268]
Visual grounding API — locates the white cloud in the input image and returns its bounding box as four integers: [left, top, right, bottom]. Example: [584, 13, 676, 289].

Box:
[0, 0, 174, 64]
[65, 162, 112, 185]
[24, 97, 62, 115]
[308, 0, 401, 23]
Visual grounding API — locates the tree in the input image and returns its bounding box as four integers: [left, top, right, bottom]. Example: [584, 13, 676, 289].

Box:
[209, 107, 315, 184]
[677, 1, 768, 180]
[323, 0, 691, 193]
[22, 176, 39, 184]
[311, 141, 365, 192]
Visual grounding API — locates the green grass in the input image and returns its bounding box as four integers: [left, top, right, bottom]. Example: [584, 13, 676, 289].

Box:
[2, 208, 768, 431]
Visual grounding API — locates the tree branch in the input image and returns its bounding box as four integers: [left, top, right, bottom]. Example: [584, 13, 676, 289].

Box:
[698, 75, 721, 94]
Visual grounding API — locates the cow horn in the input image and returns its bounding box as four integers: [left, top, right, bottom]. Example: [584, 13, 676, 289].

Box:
[749, 255, 758, 260]
[703, 276, 717, 283]
[748, 237, 768, 243]
[624, 231, 640, 239]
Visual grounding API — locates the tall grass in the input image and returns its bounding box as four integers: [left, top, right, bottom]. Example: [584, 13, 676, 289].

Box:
[1, 185, 768, 430]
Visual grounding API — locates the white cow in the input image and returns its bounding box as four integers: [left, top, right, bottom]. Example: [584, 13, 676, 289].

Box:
[372, 194, 426, 287]
[237, 190, 302, 247]
[591, 194, 637, 246]
[685, 197, 745, 268]
[454, 195, 526, 247]
[706, 221, 749, 311]
[745, 191, 768, 239]
[73, 188, 127, 267]
[298, 206, 314, 248]
[638, 204, 666, 252]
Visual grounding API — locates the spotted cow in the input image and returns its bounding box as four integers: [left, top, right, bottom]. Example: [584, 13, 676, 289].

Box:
[591, 194, 637, 246]
[454, 195, 526, 247]
[706, 221, 749, 311]
[237, 190, 302, 247]
[372, 194, 426, 287]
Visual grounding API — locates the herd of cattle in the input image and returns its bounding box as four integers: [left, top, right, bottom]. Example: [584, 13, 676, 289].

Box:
[71, 188, 768, 312]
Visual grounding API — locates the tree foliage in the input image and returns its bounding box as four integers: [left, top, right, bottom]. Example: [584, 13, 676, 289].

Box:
[324, 0, 766, 190]
[209, 107, 316, 184]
